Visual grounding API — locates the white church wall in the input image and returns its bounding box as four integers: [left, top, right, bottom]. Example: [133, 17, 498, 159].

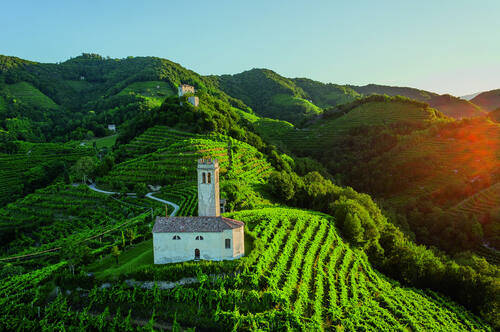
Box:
[231, 227, 245, 258]
[153, 229, 236, 264]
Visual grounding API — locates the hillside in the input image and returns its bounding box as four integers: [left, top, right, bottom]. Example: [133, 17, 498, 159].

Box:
[349, 83, 486, 119]
[0, 207, 492, 330]
[99, 129, 273, 191]
[0, 54, 248, 142]
[489, 108, 500, 123]
[256, 95, 443, 155]
[472, 89, 500, 111]
[0, 53, 499, 330]
[0, 141, 92, 207]
[214, 68, 323, 125]
[291, 77, 360, 108]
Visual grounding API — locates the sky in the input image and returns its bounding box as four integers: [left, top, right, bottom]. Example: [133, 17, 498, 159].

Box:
[1, 0, 499, 96]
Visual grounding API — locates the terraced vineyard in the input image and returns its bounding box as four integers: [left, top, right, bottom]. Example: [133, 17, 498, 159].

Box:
[258, 100, 438, 154]
[225, 208, 489, 330]
[0, 142, 92, 206]
[122, 126, 200, 158]
[99, 135, 273, 190]
[155, 183, 198, 216]
[3, 207, 490, 330]
[448, 183, 500, 218]
[5, 82, 59, 109]
[0, 184, 150, 257]
[118, 81, 175, 101]
[384, 120, 500, 204]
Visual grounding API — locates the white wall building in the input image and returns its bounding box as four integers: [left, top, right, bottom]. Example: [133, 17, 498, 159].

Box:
[152, 158, 245, 264]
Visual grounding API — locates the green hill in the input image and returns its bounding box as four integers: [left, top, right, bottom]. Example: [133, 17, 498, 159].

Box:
[264, 95, 443, 155]
[0, 141, 92, 207]
[214, 68, 322, 124]
[292, 77, 361, 108]
[472, 89, 500, 111]
[99, 130, 273, 191]
[429, 94, 486, 119]
[349, 84, 486, 119]
[0, 53, 248, 142]
[5, 82, 59, 109]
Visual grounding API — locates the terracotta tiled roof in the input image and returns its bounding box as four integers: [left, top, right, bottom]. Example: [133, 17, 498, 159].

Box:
[153, 216, 244, 233]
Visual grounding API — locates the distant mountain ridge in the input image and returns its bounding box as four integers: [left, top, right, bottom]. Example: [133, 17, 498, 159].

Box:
[471, 89, 500, 111]
[348, 83, 486, 119]
[461, 92, 481, 100]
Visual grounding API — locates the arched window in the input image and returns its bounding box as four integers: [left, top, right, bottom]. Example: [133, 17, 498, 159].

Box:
[207, 172, 211, 184]
[196, 235, 204, 240]
[225, 238, 231, 249]
[172, 235, 181, 240]
[202, 172, 206, 183]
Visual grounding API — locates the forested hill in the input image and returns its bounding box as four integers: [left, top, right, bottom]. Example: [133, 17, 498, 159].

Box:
[0, 53, 249, 142]
[213, 68, 324, 125]
[349, 83, 487, 119]
[472, 89, 500, 111]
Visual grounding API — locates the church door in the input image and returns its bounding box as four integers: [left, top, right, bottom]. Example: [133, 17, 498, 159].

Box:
[195, 248, 200, 260]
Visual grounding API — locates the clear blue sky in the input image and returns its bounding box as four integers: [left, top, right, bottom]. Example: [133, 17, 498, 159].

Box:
[1, 0, 499, 96]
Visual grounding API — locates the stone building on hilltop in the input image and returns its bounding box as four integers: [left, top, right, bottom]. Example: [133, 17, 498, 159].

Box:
[178, 83, 199, 107]
[152, 159, 244, 264]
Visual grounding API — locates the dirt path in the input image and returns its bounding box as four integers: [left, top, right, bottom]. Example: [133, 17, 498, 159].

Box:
[87, 183, 180, 216]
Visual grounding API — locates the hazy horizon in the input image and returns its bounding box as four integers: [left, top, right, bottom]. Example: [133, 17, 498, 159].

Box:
[1, 0, 499, 96]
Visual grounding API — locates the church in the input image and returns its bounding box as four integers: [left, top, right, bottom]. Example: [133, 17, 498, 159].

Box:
[152, 158, 245, 264]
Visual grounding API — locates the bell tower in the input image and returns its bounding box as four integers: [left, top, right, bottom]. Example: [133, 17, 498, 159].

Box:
[197, 158, 220, 217]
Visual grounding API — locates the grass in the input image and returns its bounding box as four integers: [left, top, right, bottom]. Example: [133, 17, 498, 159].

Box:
[233, 107, 260, 123]
[83, 135, 118, 149]
[6, 82, 59, 109]
[87, 239, 154, 279]
[271, 93, 322, 116]
[119, 81, 174, 102]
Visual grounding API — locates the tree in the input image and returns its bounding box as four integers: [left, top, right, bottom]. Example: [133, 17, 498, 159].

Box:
[133, 183, 148, 198]
[125, 228, 137, 246]
[72, 156, 97, 183]
[344, 213, 364, 244]
[111, 246, 121, 264]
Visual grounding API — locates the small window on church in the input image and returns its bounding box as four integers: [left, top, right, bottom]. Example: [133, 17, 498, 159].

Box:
[202, 172, 206, 183]
[207, 172, 211, 184]
[196, 235, 204, 240]
[225, 238, 231, 249]
[173, 235, 181, 240]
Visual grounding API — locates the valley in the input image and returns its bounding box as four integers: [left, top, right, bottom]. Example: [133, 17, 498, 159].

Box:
[0, 54, 498, 330]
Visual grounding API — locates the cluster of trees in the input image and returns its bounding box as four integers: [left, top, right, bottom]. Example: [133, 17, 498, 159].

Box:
[267, 169, 499, 327]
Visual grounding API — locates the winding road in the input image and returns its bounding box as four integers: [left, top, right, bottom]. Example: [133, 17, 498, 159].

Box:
[88, 183, 180, 216]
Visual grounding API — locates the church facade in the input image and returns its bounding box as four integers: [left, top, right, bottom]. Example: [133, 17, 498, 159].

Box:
[152, 159, 245, 264]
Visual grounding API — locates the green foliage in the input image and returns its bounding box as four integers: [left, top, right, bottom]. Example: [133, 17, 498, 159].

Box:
[292, 77, 361, 108]
[71, 156, 97, 183]
[215, 68, 321, 124]
[133, 183, 148, 198]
